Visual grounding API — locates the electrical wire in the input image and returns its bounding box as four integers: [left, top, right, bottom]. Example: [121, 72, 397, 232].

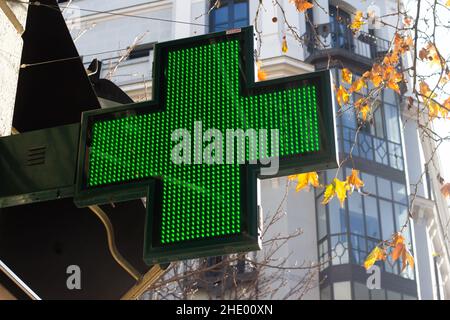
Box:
[8, 0, 210, 28]
[5, 0, 224, 68]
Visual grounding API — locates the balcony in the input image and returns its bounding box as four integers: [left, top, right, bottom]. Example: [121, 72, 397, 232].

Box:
[302, 22, 390, 71]
[341, 125, 404, 171]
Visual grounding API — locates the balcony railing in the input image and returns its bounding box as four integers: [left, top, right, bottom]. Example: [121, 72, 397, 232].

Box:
[303, 22, 390, 65]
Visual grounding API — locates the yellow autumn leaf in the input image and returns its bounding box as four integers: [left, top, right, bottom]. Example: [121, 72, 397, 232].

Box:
[403, 16, 412, 26]
[442, 98, 450, 118]
[394, 35, 412, 54]
[350, 11, 365, 33]
[419, 42, 443, 67]
[370, 65, 383, 87]
[355, 98, 371, 121]
[441, 183, 450, 198]
[342, 68, 352, 84]
[387, 80, 400, 94]
[336, 85, 350, 107]
[257, 61, 267, 81]
[346, 169, 364, 193]
[288, 172, 319, 192]
[401, 247, 415, 271]
[281, 36, 288, 53]
[289, 0, 313, 12]
[364, 246, 386, 270]
[391, 233, 414, 271]
[383, 52, 399, 66]
[334, 178, 347, 207]
[428, 100, 440, 120]
[391, 233, 405, 262]
[383, 66, 402, 94]
[419, 81, 442, 119]
[322, 183, 336, 205]
[349, 77, 366, 93]
[359, 104, 371, 121]
[440, 102, 449, 118]
[322, 178, 348, 207]
[362, 71, 371, 79]
[439, 74, 449, 86]
[419, 80, 433, 98]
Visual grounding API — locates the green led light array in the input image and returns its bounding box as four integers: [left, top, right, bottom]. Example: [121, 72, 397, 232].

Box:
[88, 39, 320, 245]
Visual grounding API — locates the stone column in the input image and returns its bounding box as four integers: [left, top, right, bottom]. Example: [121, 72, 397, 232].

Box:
[173, 0, 192, 39]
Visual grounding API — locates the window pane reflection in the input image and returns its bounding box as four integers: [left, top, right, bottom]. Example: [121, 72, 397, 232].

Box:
[380, 200, 394, 239]
[392, 182, 407, 203]
[331, 234, 349, 265]
[377, 177, 392, 200]
[349, 193, 364, 235]
[365, 196, 380, 239]
[329, 200, 347, 234]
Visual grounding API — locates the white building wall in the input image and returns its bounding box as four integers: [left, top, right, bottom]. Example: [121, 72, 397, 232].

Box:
[67, 0, 450, 300]
[401, 109, 434, 300]
[0, 1, 27, 137]
[259, 177, 319, 299]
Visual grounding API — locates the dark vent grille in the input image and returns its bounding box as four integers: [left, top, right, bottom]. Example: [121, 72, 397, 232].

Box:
[26, 146, 46, 166]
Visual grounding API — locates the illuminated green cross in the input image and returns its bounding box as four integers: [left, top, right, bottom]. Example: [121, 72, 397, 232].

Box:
[74, 27, 336, 264]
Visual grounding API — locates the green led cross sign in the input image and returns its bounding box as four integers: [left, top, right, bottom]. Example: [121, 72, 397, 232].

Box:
[74, 27, 337, 265]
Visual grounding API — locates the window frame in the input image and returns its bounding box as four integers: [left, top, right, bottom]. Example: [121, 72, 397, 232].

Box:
[209, 0, 249, 33]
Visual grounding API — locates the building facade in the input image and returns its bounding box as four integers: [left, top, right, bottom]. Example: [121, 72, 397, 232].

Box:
[63, 0, 450, 299]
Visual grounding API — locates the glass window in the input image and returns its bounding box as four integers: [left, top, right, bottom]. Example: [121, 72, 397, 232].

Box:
[353, 282, 370, 300]
[394, 203, 408, 231]
[329, 6, 353, 50]
[333, 281, 352, 300]
[350, 249, 364, 265]
[341, 108, 356, 129]
[350, 234, 367, 265]
[365, 196, 380, 239]
[326, 169, 343, 184]
[392, 182, 407, 204]
[384, 103, 401, 143]
[384, 88, 397, 104]
[329, 200, 347, 234]
[317, 198, 328, 239]
[349, 193, 364, 235]
[385, 260, 399, 275]
[359, 97, 383, 138]
[377, 177, 392, 200]
[210, 0, 249, 32]
[366, 238, 379, 252]
[380, 200, 394, 240]
[234, 1, 248, 21]
[319, 239, 329, 271]
[350, 234, 366, 251]
[400, 264, 415, 280]
[372, 100, 384, 138]
[403, 294, 417, 300]
[361, 172, 376, 195]
[331, 234, 349, 265]
[214, 6, 229, 25]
